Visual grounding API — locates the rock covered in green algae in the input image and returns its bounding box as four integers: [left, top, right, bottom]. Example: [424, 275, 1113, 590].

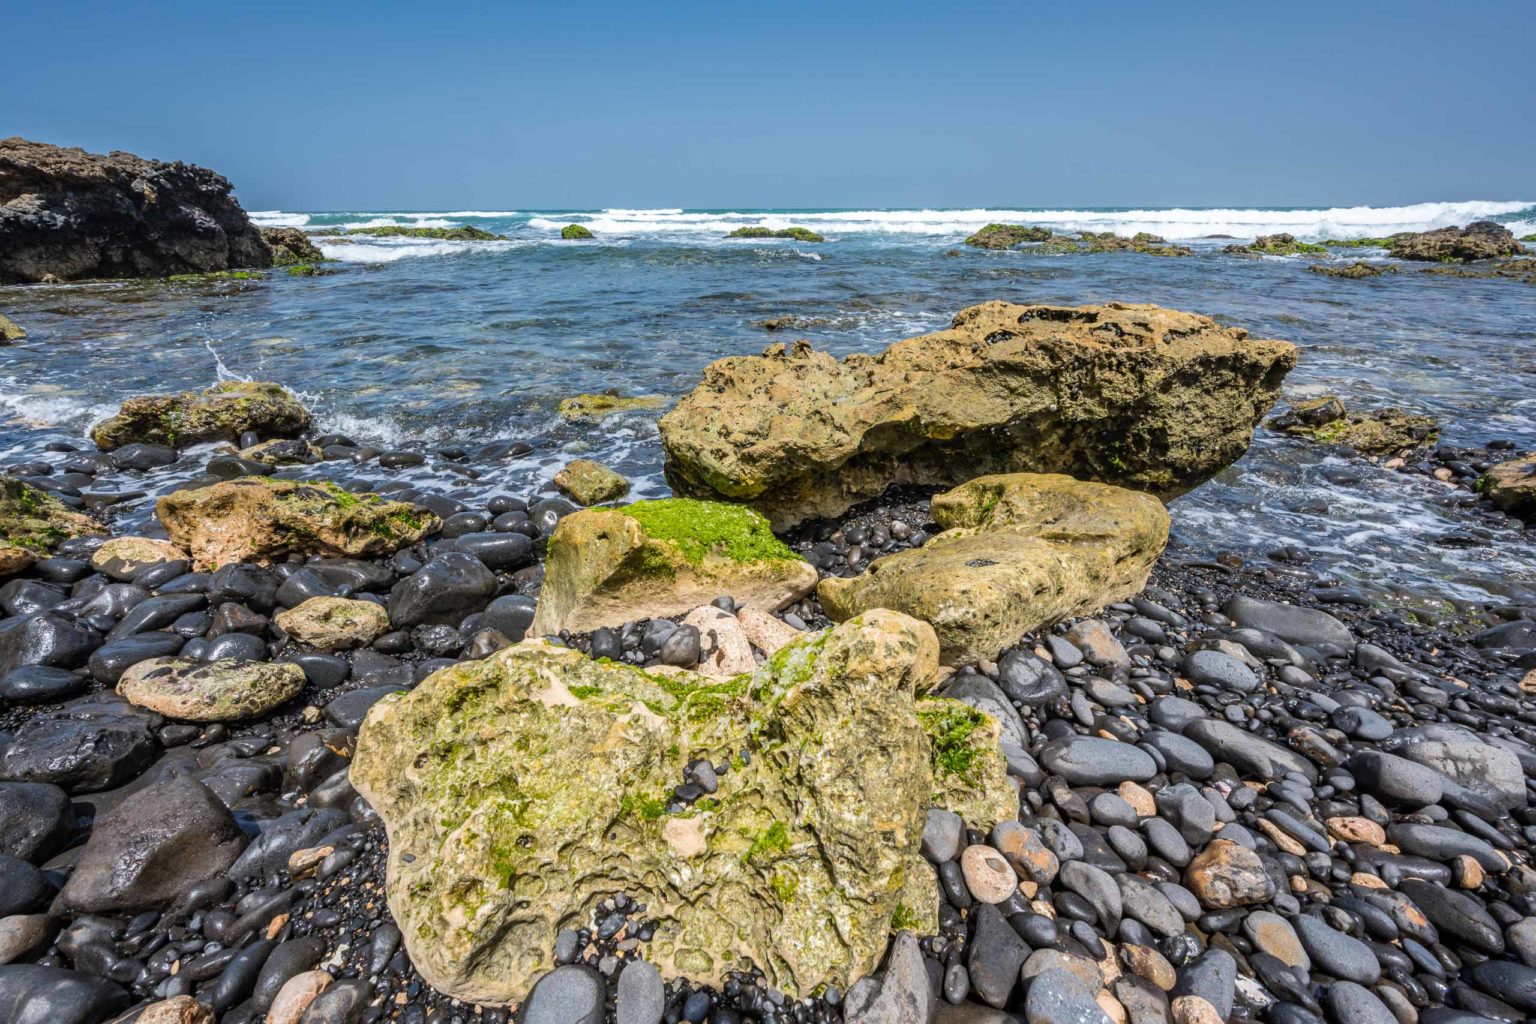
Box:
[1386, 221, 1524, 262]
[553, 459, 631, 506]
[560, 224, 595, 239]
[259, 227, 327, 266]
[90, 381, 311, 451]
[155, 478, 439, 569]
[557, 392, 667, 421]
[1268, 396, 1438, 456]
[334, 224, 506, 241]
[659, 301, 1296, 528]
[530, 498, 818, 636]
[963, 224, 1053, 249]
[1309, 261, 1392, 279]
[818, 473, 1169, 665]
[0, 474, 103, 555]
[349, 610, 1013, 1006]
[1482, 454, 1536, 516]
[1223, 233, 1328, 257]
[726, 226, 825, 242]
[118, 657, 304, 721]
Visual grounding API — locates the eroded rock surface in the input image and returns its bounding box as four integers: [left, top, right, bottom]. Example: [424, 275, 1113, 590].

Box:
[90, 381, 310, 451]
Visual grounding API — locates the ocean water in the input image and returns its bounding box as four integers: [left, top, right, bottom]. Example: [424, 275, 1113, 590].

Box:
[3, 202, 1535, 609]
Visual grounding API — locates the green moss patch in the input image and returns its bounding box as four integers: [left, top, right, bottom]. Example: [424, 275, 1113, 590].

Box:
[341, 225, 505, 241]
[726, 226, 825, 243]
[917, 702, 988, 782]
[561, 224, 595, 240]
[622, 498, 799, 565]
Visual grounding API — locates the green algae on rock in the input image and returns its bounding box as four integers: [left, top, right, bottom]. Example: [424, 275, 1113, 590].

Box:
[1482, 454, 1536, 516]
[259, 226, 328, 266]
[557, 392, 667, 421]
[1268, 396, 1438, 456]
[963, 224, 1052, 249]
[118, 657, 305, 721]
[0, 474, 103, 554]
[337, 224, 506, 241]
[0, 313, 25, 342]
[90, 381, 311, 451]
[818, 473, 1169, 664]
[553, 459, 631, 506]
[1309, 261, 1393, 279]
[1223, 233, 1327, 257]
[659, 300, 1296, 528]
[156, 478, 439, 569]
[350, 609, 1011, 1005]
[530, 498, 817, 635]
[560, 224, 595, 239]
[726, 226, 825, 243]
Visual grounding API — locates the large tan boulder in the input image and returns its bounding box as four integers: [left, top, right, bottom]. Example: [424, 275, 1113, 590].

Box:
[156, 478, 438, 569]
[553, 459, 630, 506]
[530, 498, 817, 636]
[0, 474, 102, 554]
[350, 610, 1013, 1006]
[274, 597, 391, 651]
[1483, 454, 1536, 516]
[118, 658, 304, 721]
[1387, 221, 1524, 262]
[90, 381, 311, 451]
[658, 301, 1296, 527]
[818, 474, 1168, 665]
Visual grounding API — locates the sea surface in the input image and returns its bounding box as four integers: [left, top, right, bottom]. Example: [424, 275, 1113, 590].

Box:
[3, 202, 1535, 611]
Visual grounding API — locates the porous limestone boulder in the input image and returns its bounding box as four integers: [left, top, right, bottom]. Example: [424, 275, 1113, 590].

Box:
[553, 459, 631, 506]
[1387, 221, 1524, 262]
[659, 301, 1296, 527]
[350, 610, 1013, 1005]
[818, 473, 1168, 665]
[274, 597, 391, 651]
[90, 381, 311, 451]
[1268, 397, 1438, 456]
[118, 657, 304, 720]
[156, 478, 438, 569]
[1482, 454, 1536, 516]
[0, 475, 102, 554]
[530, 498, 817, 636]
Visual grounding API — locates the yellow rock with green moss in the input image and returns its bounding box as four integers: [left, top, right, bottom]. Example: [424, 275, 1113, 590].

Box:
[155, 478, 439, 569]
[90, 381, 311, 451]
[557, 392, 667, 421]
[118, 657, 305, 721]
[553, 459, 631, 506]
[818, 473, 1168, 664]
[530, 498, 817, 635]
[274, 596, 392, 651]
[0, 475, 102, 554]
[1268, 396, 1438, 456]
[1482, 454, 1536, 516]
[350, 609, 1010, 1006]
[560, 224, 594, 240]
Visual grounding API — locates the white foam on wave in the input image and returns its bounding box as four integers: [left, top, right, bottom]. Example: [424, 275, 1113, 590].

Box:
[249, 211, 311, 228]
[314, 237, 514, 264]
[534, 201, 1535, 242]
[0, 377, 118, 434]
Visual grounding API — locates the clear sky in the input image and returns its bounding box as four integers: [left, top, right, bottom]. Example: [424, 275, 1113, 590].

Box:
[7, 1, 1532, 210]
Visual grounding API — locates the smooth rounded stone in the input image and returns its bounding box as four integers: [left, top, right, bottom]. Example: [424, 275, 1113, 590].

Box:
[0, 854, 49, 917]
[1059, 860, 1121, 933]
[1320, 981, 1394, 1024]
[1183, 649, 1259, 693]
[118, 657, 303, 721]
[1182, 718, 1317, 783]
[1113, 974, 1171, 1024]
[1184, 840, 1273, 909]
[0, 612, 101, 674]
[1171, 948, 1236, 1019]
[1399, 878, 1505, 955]
[1138, 730, 1213, 780]
[1332, 706, 1392, 741]
[923, 809, 965, 864]
[205, 632, 268, 661]
[274, 597, 390, 652]
[108, 592, 207, 639]
[294, 976, 368, 1023]
[1388, 822, 1504, 871]
[87, 631, 186, 684]
[268, 971, 333, 1024]
[1118, 874, 1184, 938]
[997, 649, 1067, 706]
[0, 664, 87, 704]
[1386, 724, 1528, 811]
[274, 571, 343, 609]
[991, 820, 1060, 886]
[1091, 793, 1137, 829]
[207, 563, 279, 612]
[962, 844, 1018, 904]
[323, 684, 408, 729]
[481, 595, 537, 642]
[1292, 914, 1379, 984]
[1156, 783, 1216, 846]
[616, 960, 665, 1024]
[0, 782, 72, 863]
[1243, 910, 1309, 969]
[1039, 736, 1156, 786]
[252, 936, 328, 1012]
[1509, 917, 1536, 968]
[451, 531, 534, 571]
[658, 624, 702, 668]
[1468, 960, 1536, 1013]
[1222, 595, 1353, 648]
[227, 807, 350, 880]
[0, 915, 52, 967]
[0, 697, 159, 793]
[968, 904, 1029, 1009]
[0, 963, 131, 1024]
[1024, 967, 1111, 1024]
[945, 673, 1027, 750]
[1349, 750, 1444, 807]
[133, 996, 215, 1023]
[522, 964, 604, 1024]
[1148, 696, 1207, 731]
[386, 552, 498, 629]
[1141, 818, 1192, 867]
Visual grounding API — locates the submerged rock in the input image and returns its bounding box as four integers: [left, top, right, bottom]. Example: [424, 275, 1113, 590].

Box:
[90, 381, 311, 451]
[350, 610, 1010, 1005]
[530, 498, 817, 635]
[0, 475, 102, 555]
[1223, 233, 1327, 257]
[118, 657, 305, 720]
[1268, 396, 1438, 455]
[0, 136, 270, 284]
[726, 226, 825, 242]
[818, 473, 1168, 664]
[553, 459, 631, 506]
[557, 392, 667, 421]
[1387, 220, 1524, 262]
[156, 477, 438, 568]
[659, 301, 1296, 527]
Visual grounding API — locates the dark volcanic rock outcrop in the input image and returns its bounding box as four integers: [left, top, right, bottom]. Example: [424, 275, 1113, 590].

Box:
[0, 137, 270, 283]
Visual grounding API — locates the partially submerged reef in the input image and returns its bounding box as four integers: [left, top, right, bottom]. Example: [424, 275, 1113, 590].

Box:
[726, 226, 826, 243]
[310, 225, 507, 241]
[963, 223, 1189, 256]
[2, 286, 1536, 1024]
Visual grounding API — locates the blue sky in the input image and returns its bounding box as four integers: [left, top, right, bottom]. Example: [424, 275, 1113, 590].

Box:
[6, 1, 1532, 210]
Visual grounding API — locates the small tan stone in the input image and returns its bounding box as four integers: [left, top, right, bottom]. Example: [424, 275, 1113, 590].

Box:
[959, 844, 1017, 904]
[0, 544, 35, 576]
[1172, 994, 1224, 1024]
[1351, 871, 1388, 889]
[553, 459, 631, 506]
[682, 605, 757, 679]
[0, 914, 52, 965]
[737, 607, 804, 656]
[661, 817, 707, 859]
[287, 845, 334, 880]
[1455, 854, 1485, 889]
[1121, 944, 1176, 991]
[1118, 781, 1156, 818]
[133, 996, 214, 1024]
[1185, 839, 1275, 909]
[274, 597, 390, 652]
[1521, 669, 1536, 695]
[267, 970, 334, 1024]
[119, 657, 305, 721]
[1325, 816, 1386, 846]
[991, 824, 1059, 886]
[1098, 990, 1127, 1024]
[1258, 819, 1307, 856]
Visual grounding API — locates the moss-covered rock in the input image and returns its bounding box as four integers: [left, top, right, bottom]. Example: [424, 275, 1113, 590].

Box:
[1309, 261, 1392, 279]
[259, 227, 327, 266]
[553, 459, 631, 506]
[556, 392, 667, 421]
[1482, 454, 1536, 516]
[963, 224, 1052, 249]
[118, 657, 304, 721]
[1268, 396, 1438, 456]
[530, 498, 818, 635]
[90, 381, 311, 451]
[1386, 221, 1523, 262]
[155, 478, 439, 569]
[349, 610, 1012, 1005]
[560, 224, 594, 240]
[1223, 233, 1327, 257]
[1419, 259, 1536, 285]
[0, 313, 25, 343]
[1322, 237, 1394, 249]
[0, 475, 102, 554]
[341, 225, 505, 241]
[726, 226, 825, 243]
[818, 474, 1168, 664]
[274, 596, 392, 651]
[659, 301, 1297, 527]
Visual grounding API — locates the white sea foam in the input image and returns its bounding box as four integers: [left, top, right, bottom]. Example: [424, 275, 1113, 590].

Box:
[0, 378, 118, 433]
[249, 211, 311, 228]
[313, 237, 511, 264]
